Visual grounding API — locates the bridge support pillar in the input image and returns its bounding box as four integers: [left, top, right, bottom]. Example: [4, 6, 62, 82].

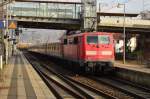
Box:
[81, 0, 97, 31]
[139, 34, 150, 64]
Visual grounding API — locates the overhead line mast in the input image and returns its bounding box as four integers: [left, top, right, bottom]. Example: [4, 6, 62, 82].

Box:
[81, 0, 97, 32]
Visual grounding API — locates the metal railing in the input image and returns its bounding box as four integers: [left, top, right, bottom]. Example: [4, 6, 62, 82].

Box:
[9, 2, 81, 19]
[98, 17, 150, 28]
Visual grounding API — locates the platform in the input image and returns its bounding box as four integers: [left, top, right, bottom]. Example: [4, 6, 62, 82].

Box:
[114, 60, 150, 74]
[0, 51, 56, 99]
[114, 60, 150, 88]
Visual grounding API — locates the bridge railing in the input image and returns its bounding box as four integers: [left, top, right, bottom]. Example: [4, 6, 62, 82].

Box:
[98, 17, 150, 28]
[9, 2, 81, 19]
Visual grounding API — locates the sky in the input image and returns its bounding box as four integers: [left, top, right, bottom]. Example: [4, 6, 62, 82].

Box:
[20, 29, 65, 44]
[97, 0, 150, 13]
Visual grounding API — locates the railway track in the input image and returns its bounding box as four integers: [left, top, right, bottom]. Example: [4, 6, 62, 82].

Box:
[25, 55, 86, 98]
[33, 64, 85, 99]
[89, 76, 150, 99]
[25, 53, 111, 99]
[24, 52, 150, 99]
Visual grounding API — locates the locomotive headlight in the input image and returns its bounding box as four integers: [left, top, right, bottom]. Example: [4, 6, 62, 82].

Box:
[86, 51, 97, 55]
[101, 51, 112, 55]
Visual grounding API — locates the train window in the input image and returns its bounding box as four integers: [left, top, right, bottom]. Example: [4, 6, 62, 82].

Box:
[64, 39, 67, 45]
[87, 35, 110, 44]
[74, 37, 78, 44]
[99, 36, 110, 44]
[68, 38, 73, 44]
[87, 36, 98, 44]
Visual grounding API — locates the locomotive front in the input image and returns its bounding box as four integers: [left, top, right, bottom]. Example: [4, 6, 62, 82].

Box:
[83, 32, 115, 72]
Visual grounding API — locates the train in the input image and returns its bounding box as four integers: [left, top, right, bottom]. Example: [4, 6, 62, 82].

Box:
[17, 43, 31, 50]
[28, 32, 115, 73]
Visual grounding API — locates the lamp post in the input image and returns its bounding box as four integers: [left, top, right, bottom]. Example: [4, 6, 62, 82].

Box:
[118, 3, 126, 64]
[123, 4, 126, 64]
[4, 0, 15, 62]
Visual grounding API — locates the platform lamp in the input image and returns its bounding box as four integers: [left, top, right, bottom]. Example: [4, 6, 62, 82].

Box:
[117, 3, 126, 64]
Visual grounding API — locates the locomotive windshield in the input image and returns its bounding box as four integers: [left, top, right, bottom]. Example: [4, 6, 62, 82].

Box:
[87, 36, 98, 44]
[87, 35, 110, 44]
[99, 35, 110, 44]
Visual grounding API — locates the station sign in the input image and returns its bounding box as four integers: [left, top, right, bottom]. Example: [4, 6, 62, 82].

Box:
[8, 20, 17, 29]
[0, 20, 17, 29]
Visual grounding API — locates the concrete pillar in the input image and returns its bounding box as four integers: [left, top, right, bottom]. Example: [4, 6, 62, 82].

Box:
[81, 0, 97, 31]
[136, 34, 145, 64]
[142, 34, 150, 63]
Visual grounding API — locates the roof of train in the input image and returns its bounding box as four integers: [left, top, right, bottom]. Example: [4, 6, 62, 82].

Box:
[63, 32, 113, 38]
[29, 32, 113, 48]
[29, 42, 61, 47]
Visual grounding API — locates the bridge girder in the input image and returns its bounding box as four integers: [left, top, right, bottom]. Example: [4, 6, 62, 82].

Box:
[98, 26, 150, 34]
[17, 21, 81, 30]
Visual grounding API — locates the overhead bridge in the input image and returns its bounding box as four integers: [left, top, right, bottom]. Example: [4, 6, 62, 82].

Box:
[9, 1, 81, 30]
[97, 13, 150, 33]
[7, 1, 150, 33]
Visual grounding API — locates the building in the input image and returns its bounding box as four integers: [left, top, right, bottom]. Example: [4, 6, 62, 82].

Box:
[140, 11, 150, 20]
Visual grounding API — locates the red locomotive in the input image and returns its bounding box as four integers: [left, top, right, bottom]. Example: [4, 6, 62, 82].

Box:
[28, 32, 115, 73]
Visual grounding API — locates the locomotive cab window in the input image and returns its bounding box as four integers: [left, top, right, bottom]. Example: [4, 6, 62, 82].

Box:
[64, 39, 67, 45]
[87, 36, 98, 44]
[87, 35, 110, 44]
[99, 35, 110, 44]
[74, 37, 78, 44]
[69, 38, 73, 44]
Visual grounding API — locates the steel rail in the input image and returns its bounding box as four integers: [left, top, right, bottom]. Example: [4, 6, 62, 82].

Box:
[25, 52, 117, 99]
[24, 54, 63, 99]
[89, 76, 150, 99]
[42, 63, 114, 99]
[26, 54, 96, 99]
[109, 77, 150, 93]
[38, 67, 84, 99]
[25, 54, 85, 99]
[40, 63, 118, 99]
[26, 52, 149, 99]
